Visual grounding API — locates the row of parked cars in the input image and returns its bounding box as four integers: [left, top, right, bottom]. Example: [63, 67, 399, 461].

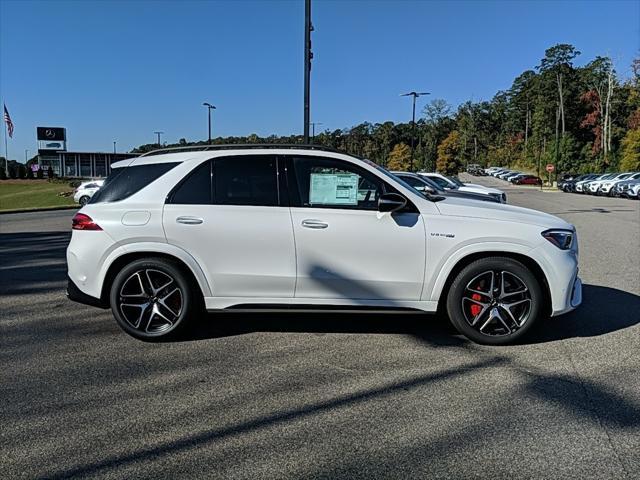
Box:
[558, 172, 640, 198]
[483, 167, 543, 185]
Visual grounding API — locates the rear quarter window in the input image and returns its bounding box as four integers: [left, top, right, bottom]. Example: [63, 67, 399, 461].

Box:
[90, 162, 178, 204]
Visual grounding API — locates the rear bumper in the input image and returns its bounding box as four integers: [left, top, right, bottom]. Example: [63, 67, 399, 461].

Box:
[67, 277, 108, 309]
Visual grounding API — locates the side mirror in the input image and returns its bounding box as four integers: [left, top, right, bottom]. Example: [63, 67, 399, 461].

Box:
[416, 185, 435, 194]
[378, 193, 407, 213]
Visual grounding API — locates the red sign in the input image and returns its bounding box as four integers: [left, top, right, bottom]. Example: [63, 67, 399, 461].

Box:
[546, 164, 555, 173]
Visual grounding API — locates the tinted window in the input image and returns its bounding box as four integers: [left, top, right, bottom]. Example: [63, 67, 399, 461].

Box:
[427, 176, 450, 189]
[90, 162, 178, 204]
[290, 157, 386, 210]
[169, 161, 212, 204]
[214, 156, 278, 206]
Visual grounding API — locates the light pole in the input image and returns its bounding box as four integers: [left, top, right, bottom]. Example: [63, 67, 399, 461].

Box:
[154, 131, 164, 147]
[25, 149, 29, 162]
[303, 0, 312, 143]
[203, 103, 216, 144]
[401, 91, 430, 171]
[113, 141, 116, 154]
[310, 122, 322, 141]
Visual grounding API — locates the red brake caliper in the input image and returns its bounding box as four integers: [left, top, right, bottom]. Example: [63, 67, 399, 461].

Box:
[470, 293, 482, 317]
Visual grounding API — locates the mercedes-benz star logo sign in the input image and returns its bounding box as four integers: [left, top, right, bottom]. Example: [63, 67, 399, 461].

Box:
[45, 129, 55, 138]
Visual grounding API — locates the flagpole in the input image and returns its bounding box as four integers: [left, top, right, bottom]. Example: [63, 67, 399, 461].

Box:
[3, 121, 8, 177]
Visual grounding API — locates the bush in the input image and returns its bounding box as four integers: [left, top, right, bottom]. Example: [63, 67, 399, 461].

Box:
[0, 169, 6, 180]
[47, 165, 54, 179]
[37, 168, 44, 179]
[26, 168, 34, 179]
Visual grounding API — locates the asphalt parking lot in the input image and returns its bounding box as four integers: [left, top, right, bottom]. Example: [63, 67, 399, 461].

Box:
[1, 178, 639, 479]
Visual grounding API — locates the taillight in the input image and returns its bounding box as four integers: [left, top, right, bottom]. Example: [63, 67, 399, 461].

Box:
[72, 213, 102, 231]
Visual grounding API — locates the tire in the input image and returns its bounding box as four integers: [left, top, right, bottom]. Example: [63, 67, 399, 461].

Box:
[446, 257, 543, 345]
[79, 195, 90, 206]
[109, 257, 199, 341]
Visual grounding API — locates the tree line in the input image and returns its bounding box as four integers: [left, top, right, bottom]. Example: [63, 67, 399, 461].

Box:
[127, 44, 636, 177]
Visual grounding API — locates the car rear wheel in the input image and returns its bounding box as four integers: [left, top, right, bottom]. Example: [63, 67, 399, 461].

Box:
[79, 195, 90, 206]
[109, 257, 197, 340]
[446, 257, 543, 345]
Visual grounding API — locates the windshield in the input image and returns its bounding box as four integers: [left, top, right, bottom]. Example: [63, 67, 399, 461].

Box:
[447, 176, 464, 187]
[362, 160, 428, 196]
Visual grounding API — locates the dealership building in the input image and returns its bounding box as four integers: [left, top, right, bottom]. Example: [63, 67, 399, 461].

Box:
[36, 127, 139, 178]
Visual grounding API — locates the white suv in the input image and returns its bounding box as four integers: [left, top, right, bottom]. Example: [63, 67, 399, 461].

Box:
[73, 180, 105, 206]
[417, 172, 506, 203]
[66, 145, 581, 345]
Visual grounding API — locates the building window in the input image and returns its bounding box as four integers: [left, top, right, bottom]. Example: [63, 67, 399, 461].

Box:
[80, 154, 92, 177]
[95, 154, 107, 177]
[64, 154, 77, 177]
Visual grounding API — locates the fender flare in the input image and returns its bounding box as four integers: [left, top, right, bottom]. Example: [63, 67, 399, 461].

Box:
[424, 241, 546, 303]
[98, 242, 213, 298]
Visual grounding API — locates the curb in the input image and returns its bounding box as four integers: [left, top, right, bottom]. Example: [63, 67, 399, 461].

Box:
[0, 205, 78, 215]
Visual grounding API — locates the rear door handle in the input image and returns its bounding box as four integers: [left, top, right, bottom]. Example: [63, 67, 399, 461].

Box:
[176, 216, 203, 225]
[301, 219, 328, 229]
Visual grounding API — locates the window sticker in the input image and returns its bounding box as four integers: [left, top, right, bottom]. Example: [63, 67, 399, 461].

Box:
[309, 173, 359, 205]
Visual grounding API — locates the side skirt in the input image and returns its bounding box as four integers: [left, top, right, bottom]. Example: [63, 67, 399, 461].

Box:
[204, 296, 438, 313]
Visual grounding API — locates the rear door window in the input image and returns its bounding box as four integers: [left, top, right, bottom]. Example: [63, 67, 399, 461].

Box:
[213, 156, 279, 206]
[90, 162, 178, 204]
[168, 161, 212, 204]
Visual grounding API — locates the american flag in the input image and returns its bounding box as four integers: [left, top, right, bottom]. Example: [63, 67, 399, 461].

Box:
[4, 104, 14, 138]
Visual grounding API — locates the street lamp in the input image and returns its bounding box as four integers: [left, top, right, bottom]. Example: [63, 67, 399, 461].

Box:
[203, 103, 216, 144]
[303, 0, 313, 143]
[25, 149, 29, 162]
[154, 131, 164, 147]
[310, 122, 323, 142]
[113, 141, 116, 154]
[401, 91, 430, 171]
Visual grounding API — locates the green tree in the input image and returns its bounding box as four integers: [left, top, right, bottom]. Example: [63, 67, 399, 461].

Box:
[436, 131, 462, 175]
[619, 129, 640, 171]
[387, 143, 411, 171]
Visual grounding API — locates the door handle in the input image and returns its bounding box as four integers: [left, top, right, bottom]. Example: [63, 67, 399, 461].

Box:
[301, 219, 328, 229]
[176, 216, 203, 225]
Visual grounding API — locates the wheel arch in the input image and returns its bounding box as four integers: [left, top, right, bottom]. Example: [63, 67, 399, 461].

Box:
[99, 249, 210, 305]
[435, 251, 551, 317]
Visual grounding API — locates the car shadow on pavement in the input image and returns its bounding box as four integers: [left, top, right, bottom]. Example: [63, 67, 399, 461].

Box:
[0, 231, 70, 296]
[526, 284, 640, 343]
[182, 284, 639, 346]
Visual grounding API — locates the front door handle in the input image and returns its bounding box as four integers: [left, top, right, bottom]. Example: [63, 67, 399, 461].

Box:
[301, 219, 328, 229]
[176, 216, 203, 225]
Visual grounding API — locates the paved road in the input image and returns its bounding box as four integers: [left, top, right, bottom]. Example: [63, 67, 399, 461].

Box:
[1, 183, 639, 479]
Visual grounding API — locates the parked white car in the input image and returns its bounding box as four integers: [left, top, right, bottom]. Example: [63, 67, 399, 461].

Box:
[575, 174, 607, 193]
[597, 172, 636, 195]
[417, 172, 507, 203]
[73, 180, 105, 206]
[67, 146, 581, 345]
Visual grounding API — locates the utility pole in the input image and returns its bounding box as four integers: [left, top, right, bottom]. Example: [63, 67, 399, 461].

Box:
[113, 141, 116, 154]
[25, 149, 29, 162]
[203, 102, 216, 144]
[401, 91, 429, 171]
[310, 122, 322, 141]
[154, 131, 164, 147]
[303, 0, 312, 144]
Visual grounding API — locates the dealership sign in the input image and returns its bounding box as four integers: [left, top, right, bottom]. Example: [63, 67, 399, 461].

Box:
[37, 127, 67, 151]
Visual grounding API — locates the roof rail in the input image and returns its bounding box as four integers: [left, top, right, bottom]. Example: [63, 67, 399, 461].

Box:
[139, 143, 350, 157]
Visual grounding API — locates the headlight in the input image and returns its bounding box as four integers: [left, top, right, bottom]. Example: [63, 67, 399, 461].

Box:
[542, 229, 574, 250]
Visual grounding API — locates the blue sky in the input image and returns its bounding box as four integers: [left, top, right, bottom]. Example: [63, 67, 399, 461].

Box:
[0, 0, 638, 158]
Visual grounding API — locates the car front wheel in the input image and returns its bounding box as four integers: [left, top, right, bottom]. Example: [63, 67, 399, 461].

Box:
[109, 257, 196, 340]
[79, 195, 90, 206]
[446, 257, 543, 345]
